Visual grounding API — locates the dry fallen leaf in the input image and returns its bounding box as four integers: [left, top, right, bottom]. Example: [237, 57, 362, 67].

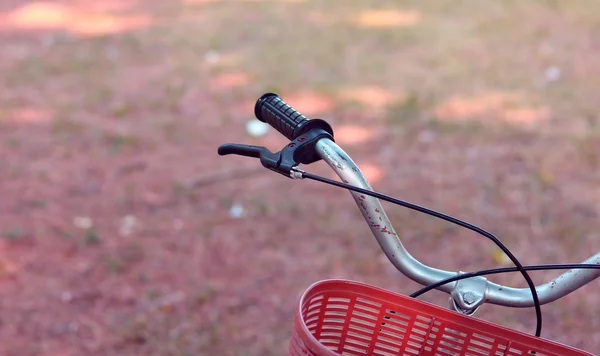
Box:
[354, 10, 421, 28]
[0, 259, 19, 278]
[491, 248, 512, 265]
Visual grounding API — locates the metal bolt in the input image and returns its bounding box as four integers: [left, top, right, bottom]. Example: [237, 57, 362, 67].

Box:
[463, 292, 476, 305]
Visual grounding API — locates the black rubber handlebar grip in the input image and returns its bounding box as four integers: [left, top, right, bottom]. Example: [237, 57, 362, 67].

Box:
[254, 93, 334, 141]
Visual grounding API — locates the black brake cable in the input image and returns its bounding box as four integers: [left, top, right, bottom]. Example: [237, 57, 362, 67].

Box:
[411, 263, 600, 298]
[300, 171, 544, 337]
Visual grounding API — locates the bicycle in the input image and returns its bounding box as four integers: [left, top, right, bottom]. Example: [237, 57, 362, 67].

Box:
[218, 93, 600, 355]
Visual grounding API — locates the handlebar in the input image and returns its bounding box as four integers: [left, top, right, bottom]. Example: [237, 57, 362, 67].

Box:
[230, 93, 600, 311]
[315, 138, 600, 308]
[255, 93, 334, 141]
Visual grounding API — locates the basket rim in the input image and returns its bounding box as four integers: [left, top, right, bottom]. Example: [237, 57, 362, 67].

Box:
[294, 279, 593, 356]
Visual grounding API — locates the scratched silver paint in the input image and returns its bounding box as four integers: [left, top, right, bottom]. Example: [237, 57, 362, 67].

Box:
[316, 138, 459, 291]
[315, 138, 600, 308]
[485, 252, 600, 307]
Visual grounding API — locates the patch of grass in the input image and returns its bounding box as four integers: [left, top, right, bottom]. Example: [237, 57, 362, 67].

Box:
[277, 199, 302, 216]
[261, 84, 283, 95]
[573, 135, 599, 167]
[119, 183, 137, 209]
[8, 167, 21, 180]
[353, 251, 383, 275]
[36, 170, 51, 182]
[57, 229, 75, 240]
[28, 199, 47, 209]
[110, 101, 136, 119]
[161, 121, 179, 141]
[198, 323, 223, 354]
[250, 196, 269, 217]
[122, 243, 145, 263]
[198, 224, 214, 240]
[218, 194, 234, 209]
[120, 313, 149, 345]
[584, 113, 599, 131]
[530, 160, 558, 190]
[139, 272, 149, 284]
[6, 137, 20, 148]
[165, 81, 187, 106]
[25, 343, 41, 355]
[387, 91, 432, 126]
[194, 284, 217, 307]
[372, 27, 421, 47]
[105, 244, 144, 274]
[77, 85, 114, 112]
[2, 226, 24, 241]
[52, 118, 85, 135]
[424, 116, 486, 136]
[171, 180, 196, 202]
[144, 288, 162, 300]
[104, 132, 141, 155]
[82, 227, 102, 246]
[5, 58, 47, 86]
[105, 254, 126, 274]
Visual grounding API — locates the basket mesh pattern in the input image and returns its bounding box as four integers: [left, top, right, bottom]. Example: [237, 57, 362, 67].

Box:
[289, 280, 591, 356]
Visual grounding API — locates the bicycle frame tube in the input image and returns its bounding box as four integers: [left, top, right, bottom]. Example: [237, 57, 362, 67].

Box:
[315, 138, 600, 308]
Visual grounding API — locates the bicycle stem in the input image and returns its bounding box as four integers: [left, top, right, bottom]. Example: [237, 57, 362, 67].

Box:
[315, 138, 600, 309]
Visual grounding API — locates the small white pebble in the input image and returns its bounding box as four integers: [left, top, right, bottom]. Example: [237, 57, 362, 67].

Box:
[41, 34, 55, 48]
[245, 119, 270, 137]
[544, 66, 561, 82]
[61, 291, 73, 303]
[119, 215, 137, 237]
[380, 146, 395, 159]
[173, 219, 184, 230]
[466, 147, 480, 160]
[106, 47, 120, 61]
[229, 203, 245, 219]
[417, 130, 436, 143]
[204, 50, 220, 64]
[73, 216, 93, 229]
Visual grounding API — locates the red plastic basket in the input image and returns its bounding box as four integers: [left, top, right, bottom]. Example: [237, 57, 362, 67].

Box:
[289, 279, 593, 356]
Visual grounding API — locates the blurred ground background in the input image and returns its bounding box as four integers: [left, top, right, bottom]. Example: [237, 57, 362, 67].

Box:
[0, 0, 599, 355]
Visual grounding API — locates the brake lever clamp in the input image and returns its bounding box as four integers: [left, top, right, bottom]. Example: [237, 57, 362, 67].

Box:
[217, 128, 334, 179]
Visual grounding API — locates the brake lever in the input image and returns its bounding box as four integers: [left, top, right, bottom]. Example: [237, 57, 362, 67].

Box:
[217, 128, 334, 178]
[218, 143, 283, 174]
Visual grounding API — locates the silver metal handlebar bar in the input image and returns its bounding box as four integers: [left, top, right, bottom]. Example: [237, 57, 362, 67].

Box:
[315, 138, 600, 310]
